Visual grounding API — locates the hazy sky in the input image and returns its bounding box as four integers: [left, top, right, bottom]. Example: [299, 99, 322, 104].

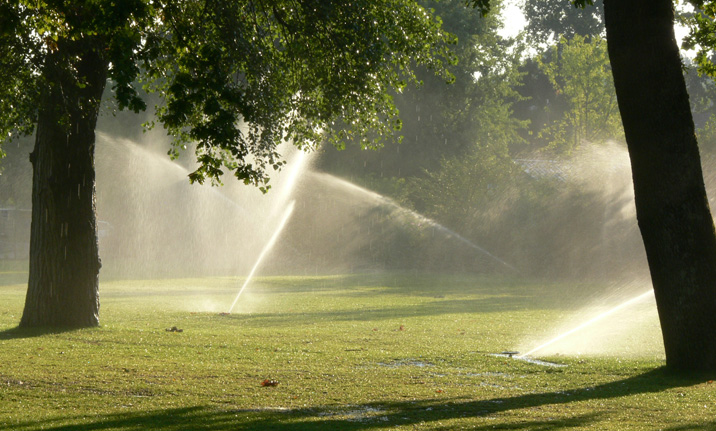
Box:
[499, 0, 526, 39]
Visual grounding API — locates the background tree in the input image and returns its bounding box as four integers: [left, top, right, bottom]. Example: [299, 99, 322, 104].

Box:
[511, 0, 609, 155]
[316, 0, 524, 184]
[0, 0, 455, 327]
[523, 0, 604, 44]
[537, 35, 623, 153]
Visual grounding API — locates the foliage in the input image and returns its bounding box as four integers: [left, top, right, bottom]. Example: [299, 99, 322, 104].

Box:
[318, 0, 525, 181]
[401, 139, 644, 278]
[0, 2, 43, 144]
[467, 0, 601, 45]
[537, 35, 623, 153]
[697, 113, 716, 152]
[683, 60, 716, 145]
[682, 0, 716, 135]
[683, 0, 716, 76]
[0, 0, 154, 125]
[407, 141, 517, 232]
[392, 0, 525, 171]
[0, 0, 456, 190]
[510, 58, 564, 153]
[523, 0, 603, 44]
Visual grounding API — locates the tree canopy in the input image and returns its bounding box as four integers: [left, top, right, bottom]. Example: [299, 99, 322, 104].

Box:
[0, 0, 456, 189]
[537, 35, 622, 152]
[317, 0, 524, 180]
[523, 0, 603, 43]
[684, 0, 716, 76]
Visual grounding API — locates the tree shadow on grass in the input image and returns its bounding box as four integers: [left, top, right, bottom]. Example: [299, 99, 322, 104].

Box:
[0, 325, 80, 340]
[3, 368, 713, 431]
[215, 292, 601, 329]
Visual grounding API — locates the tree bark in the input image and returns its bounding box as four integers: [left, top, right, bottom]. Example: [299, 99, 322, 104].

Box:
[19, 47, 107, 328]
[604, 0, 716, 372]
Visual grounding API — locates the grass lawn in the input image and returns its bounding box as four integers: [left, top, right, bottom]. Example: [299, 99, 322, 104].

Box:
[1, 265, 715, 430]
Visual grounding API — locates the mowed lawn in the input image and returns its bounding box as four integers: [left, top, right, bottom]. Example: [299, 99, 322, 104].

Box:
[1, 266, 715, 430]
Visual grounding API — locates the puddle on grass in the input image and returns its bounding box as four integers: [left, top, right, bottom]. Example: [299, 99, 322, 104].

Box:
[489, 353, 567, 368]
[231, 407, 293, 413]
[478, 381, 510, 389]
[377, 359, 434, 368]
[319, 406, 389, 423]
[231, 406, 390, 422]
[461, 371, 511, 378]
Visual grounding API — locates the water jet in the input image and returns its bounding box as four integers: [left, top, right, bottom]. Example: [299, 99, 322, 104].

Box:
[228, 200, 296, 313]
[518, 289, 655, 358]
[309, 172, 518, 272]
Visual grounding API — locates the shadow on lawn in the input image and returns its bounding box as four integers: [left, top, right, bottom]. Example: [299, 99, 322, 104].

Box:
[0, 325, 79, 340]
[215, 292, 595, 328]
[4, 368, 714, 430]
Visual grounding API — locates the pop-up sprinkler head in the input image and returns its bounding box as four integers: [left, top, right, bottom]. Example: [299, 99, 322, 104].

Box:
[500, 351, 519, 358]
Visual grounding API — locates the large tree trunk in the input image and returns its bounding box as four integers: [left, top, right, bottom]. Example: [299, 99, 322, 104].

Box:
[604, 0, 716, 372]
[19, 48, 107, 328]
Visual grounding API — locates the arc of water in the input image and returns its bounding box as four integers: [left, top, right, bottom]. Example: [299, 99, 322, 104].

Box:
[270, 149, 308, 219]
[310, 172, 518, 272]
[423, 221, 516, 272]
[228, 200, 296, 313]
[100, 133, 249, 215]
[518, 289, 654, 358]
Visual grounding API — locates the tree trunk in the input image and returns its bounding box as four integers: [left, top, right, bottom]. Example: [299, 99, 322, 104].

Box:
[604, 0, 716, 372]
[19, 48, 107, 328]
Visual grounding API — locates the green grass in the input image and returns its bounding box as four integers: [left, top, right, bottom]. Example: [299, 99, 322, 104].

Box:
[1, 268, 715, 430]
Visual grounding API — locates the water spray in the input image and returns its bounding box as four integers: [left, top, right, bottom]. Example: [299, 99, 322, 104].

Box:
[227, 200, 296, 313]
[270, 149, 308, 219]
[100, 132, 249, 215]
[311, 172, 518, 272]
[517, 289, 654, 358]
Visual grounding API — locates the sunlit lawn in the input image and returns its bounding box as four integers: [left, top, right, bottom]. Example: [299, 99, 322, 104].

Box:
[1, 264, 714, 430]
